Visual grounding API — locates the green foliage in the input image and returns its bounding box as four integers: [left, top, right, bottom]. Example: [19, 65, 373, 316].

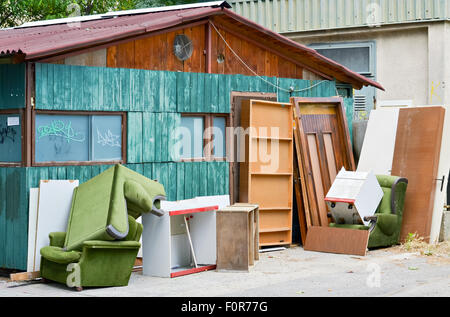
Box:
[0, 0, 201, 28]
[136, 0, 201, 8]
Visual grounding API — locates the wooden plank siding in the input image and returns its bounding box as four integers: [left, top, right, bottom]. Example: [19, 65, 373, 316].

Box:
[51, 24, 305, 80]
[0, 161, 228, 270]
[35, 63, 336, 113]
[2, 60, 340, 270]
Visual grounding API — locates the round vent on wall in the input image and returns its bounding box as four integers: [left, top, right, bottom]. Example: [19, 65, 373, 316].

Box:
[173, 34, 193, 61]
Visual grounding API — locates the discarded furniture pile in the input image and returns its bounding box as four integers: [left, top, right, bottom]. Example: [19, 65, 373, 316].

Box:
[10, 97, 449, 290]
[39, 164, 166, 290]
[236, 98, 447, 257]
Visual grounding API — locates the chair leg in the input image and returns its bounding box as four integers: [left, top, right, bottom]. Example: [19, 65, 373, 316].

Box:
[76, 286, 83, 292]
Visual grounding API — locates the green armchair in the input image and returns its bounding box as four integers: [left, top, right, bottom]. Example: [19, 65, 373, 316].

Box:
[40, 164, 166, 290]
[329, 175, 408, 249]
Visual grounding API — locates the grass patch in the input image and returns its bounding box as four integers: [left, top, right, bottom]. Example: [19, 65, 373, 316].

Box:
[399, 233, 450, 257]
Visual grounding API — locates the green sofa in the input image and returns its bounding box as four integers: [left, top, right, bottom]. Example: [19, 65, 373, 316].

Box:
[40, 164, 166, 290]
[329, 175, 408, 249]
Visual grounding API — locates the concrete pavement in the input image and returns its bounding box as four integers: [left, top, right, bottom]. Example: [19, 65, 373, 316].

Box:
[1, 246, 449, 297]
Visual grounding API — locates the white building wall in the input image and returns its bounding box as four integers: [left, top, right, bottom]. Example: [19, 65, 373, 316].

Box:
[289, 25, 431, 107]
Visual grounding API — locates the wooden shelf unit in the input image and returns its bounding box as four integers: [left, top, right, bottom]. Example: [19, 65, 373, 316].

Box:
[239, 99, 293, 247]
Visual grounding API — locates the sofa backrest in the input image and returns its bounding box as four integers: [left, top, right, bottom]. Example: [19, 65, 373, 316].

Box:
[64, 164, 165, 251]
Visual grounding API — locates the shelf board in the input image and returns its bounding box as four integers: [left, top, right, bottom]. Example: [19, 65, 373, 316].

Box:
[252, 136, 293, 141]
[260, 227, 291, 233]
[258, 207, 292, 211]
[250, 172, 292, 176]
[259, 241, 291, 247]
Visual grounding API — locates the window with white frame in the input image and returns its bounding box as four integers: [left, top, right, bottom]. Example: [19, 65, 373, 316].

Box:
[309, 41, 376, 113]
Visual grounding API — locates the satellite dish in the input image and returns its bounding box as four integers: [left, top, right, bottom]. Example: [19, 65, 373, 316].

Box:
[173, 34, 193, 61]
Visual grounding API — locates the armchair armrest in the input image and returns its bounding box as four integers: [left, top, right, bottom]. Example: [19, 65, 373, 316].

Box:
[49, 232, 66, 247]
[83, 240, 141, 250]
[366, 213, 398, 236]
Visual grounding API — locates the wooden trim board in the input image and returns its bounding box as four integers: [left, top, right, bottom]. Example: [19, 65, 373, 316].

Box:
[304, 226, 369, 256]
[10, 271, 41, 282]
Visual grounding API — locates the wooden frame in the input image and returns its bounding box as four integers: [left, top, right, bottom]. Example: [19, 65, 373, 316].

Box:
[216, 204, 259, 271]
[239, 99, 293, 247]
[180, 112, 230, 162]
[229, 91, 277, 204]
[31, 110, 127, 167]
[0, 108, 25, 167]
[291, 97, 355, 232]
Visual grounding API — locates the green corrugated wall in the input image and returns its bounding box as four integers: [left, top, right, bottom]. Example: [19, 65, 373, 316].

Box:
[0, 64, 26, 109]
[1, 63, 344, 270]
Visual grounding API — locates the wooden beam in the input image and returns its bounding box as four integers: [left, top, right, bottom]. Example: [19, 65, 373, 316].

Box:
[25, 62, 34, 167]
[10, 271, 41, 282]
[205, 21, 212, 73]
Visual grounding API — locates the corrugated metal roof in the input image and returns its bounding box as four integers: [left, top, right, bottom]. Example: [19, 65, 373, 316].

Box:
[0, 6, 225, 59]
[17, 1, 230, 28]
[0, 1, 383, 90]
[231, 0, 449, 33]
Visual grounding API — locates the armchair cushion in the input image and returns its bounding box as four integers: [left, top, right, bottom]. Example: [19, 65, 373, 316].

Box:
[376, 187, 392, 214]
[82, 240, 141, 249]
[40, 246, 81, 264]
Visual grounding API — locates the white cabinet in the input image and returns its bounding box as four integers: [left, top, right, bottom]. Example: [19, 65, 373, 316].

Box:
[142, 195, 229, 278]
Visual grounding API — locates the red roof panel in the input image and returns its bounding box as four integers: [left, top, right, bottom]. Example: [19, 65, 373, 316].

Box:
[0, 4, 383, 90]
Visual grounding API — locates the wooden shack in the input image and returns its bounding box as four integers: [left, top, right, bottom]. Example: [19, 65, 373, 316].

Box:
[0, 1, 382, 270]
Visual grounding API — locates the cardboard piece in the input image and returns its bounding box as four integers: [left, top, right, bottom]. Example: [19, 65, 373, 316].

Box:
[325, 168, 383, 226]
[357, 108, 400, 175]
[28, 180, 79, 272]
[27, 188, 39, 273]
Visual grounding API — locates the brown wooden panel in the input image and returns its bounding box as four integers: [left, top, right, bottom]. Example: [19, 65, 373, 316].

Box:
[216, 211, 249, 271]
[293, 131, 311, 245]
[115, 41, 135, 69]
[291, 97, 355, 229]
[391, 107, 445, 242]
[166, 31, 184, 72]
[260, 231, 291, 246]
[304, 226, 369, 256]
[51, 21, 304, 79]
[250, 139, 292, 174]
[106, 45, 117, 68]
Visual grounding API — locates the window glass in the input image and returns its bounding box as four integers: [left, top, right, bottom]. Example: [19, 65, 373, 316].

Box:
[35, 114, 122, 163]
[213, 117, 226, 158]
[0, 114, 22, 162]
[180, 116, 204, 159]
[316, 47, 370, 74]
[92, 115, 122, 161]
